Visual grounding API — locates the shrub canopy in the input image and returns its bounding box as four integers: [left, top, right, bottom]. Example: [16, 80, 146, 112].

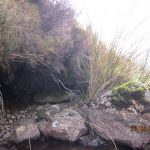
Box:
[0, 0, 91, 100]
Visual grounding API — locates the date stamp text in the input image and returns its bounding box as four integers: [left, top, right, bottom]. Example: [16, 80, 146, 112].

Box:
[130, 125, 150, 132]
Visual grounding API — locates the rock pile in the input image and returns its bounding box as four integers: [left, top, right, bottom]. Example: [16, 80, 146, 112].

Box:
[0, 104, 87, 146]
[0, 109, 27, 145]
[0, 90, 150, 150]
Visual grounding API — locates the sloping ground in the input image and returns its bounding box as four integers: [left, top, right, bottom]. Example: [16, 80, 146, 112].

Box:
[0, 0, 91, 104]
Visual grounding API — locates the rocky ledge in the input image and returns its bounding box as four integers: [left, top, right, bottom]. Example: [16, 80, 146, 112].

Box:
[0, 91, 150, 150]
[0, 103, 88, 146]
[88, 109, 150, 149]
[86, 90, 150, 150]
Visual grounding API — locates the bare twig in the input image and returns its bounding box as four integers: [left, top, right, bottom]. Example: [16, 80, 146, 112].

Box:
[85, 120, 118, 150]
[81, 111, 118, 150]
[58, 79, 73, 95]
[28, 130, 32, 150]
[0, 90, 5, 119]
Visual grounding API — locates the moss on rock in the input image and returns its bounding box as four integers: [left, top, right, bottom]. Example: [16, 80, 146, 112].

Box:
[111, 81, 149, 108]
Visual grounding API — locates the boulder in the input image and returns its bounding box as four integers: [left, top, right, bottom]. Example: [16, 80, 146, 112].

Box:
[88, 109, 150, 149]
[39, 109, 87, 141]
[33, 92, 71, 104]
[11, 123, 40, 143]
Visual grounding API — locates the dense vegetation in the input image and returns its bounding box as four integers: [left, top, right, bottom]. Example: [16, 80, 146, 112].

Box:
[0, 0, 91, 102]
[0, 0, 149, 105]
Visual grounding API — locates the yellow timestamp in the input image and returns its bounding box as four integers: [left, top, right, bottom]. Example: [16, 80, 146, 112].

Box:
[130, 125, 150, 132]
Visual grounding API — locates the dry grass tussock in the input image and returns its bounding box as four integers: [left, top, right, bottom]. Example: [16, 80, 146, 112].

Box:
[87, 31, 150, 101]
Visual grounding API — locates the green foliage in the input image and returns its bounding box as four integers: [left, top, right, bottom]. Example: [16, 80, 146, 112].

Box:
[113, 81, 146, 97]
[112, 81, 149, 108]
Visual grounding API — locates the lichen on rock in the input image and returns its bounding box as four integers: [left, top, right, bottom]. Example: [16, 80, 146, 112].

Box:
[111, 81, 150, 108]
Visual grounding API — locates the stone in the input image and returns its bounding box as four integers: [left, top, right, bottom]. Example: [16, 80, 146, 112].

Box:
[10, 123, 40, 143]
[9, 120, 13, 124]
[21, 115, 26, 119]
[88, 109, 150, 149]
[95, 91, 113, 109]
[3, 132, 10, 140]
[6, 114, 11, 118]
[0, 133, 2, 138]
[0, 138, 3, 142]
[11, 116, 16, 119]
[9, 146, 17, 150]
[44, 105, 61, 117]
[145, 90, 150, 103]
[36, 105, 44, 111]
[79, 135, 105, 146]
[101, 90, 112, 98]
[0, 119, 7, 125]
[50, 105, 60, 112]
[33, 92, 70, 104]
[144, 144, 150, 150]
[19, 111, 25, 114]
[0, 146, 8, 150]
[39, 109, 87, 142]
[44, 103, 51, 109]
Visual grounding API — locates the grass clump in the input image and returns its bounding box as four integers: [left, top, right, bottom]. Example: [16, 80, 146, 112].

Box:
[87, 32, 137, 102]
[111, 81, 149, 108]
[86, 26, 150, 102]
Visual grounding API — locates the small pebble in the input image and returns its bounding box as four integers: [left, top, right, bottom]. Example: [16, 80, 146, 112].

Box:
[9, 146, 17, 150]
[11, 116, 16, 119]
[36, 105, 44, 111]
[9, 120, 13, 124]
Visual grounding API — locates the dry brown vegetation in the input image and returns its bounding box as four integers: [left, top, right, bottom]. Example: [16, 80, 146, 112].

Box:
[0, 0, 91, 102]
[0, 0, 149, 104]
[87, 32, 150, 101]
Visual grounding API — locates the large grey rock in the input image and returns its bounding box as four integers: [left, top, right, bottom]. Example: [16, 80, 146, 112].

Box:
[33, 93, 71, 104]
[88, 109, 150, 149]
[39, 109, 87, 141]
[11, 123, 40, 143]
